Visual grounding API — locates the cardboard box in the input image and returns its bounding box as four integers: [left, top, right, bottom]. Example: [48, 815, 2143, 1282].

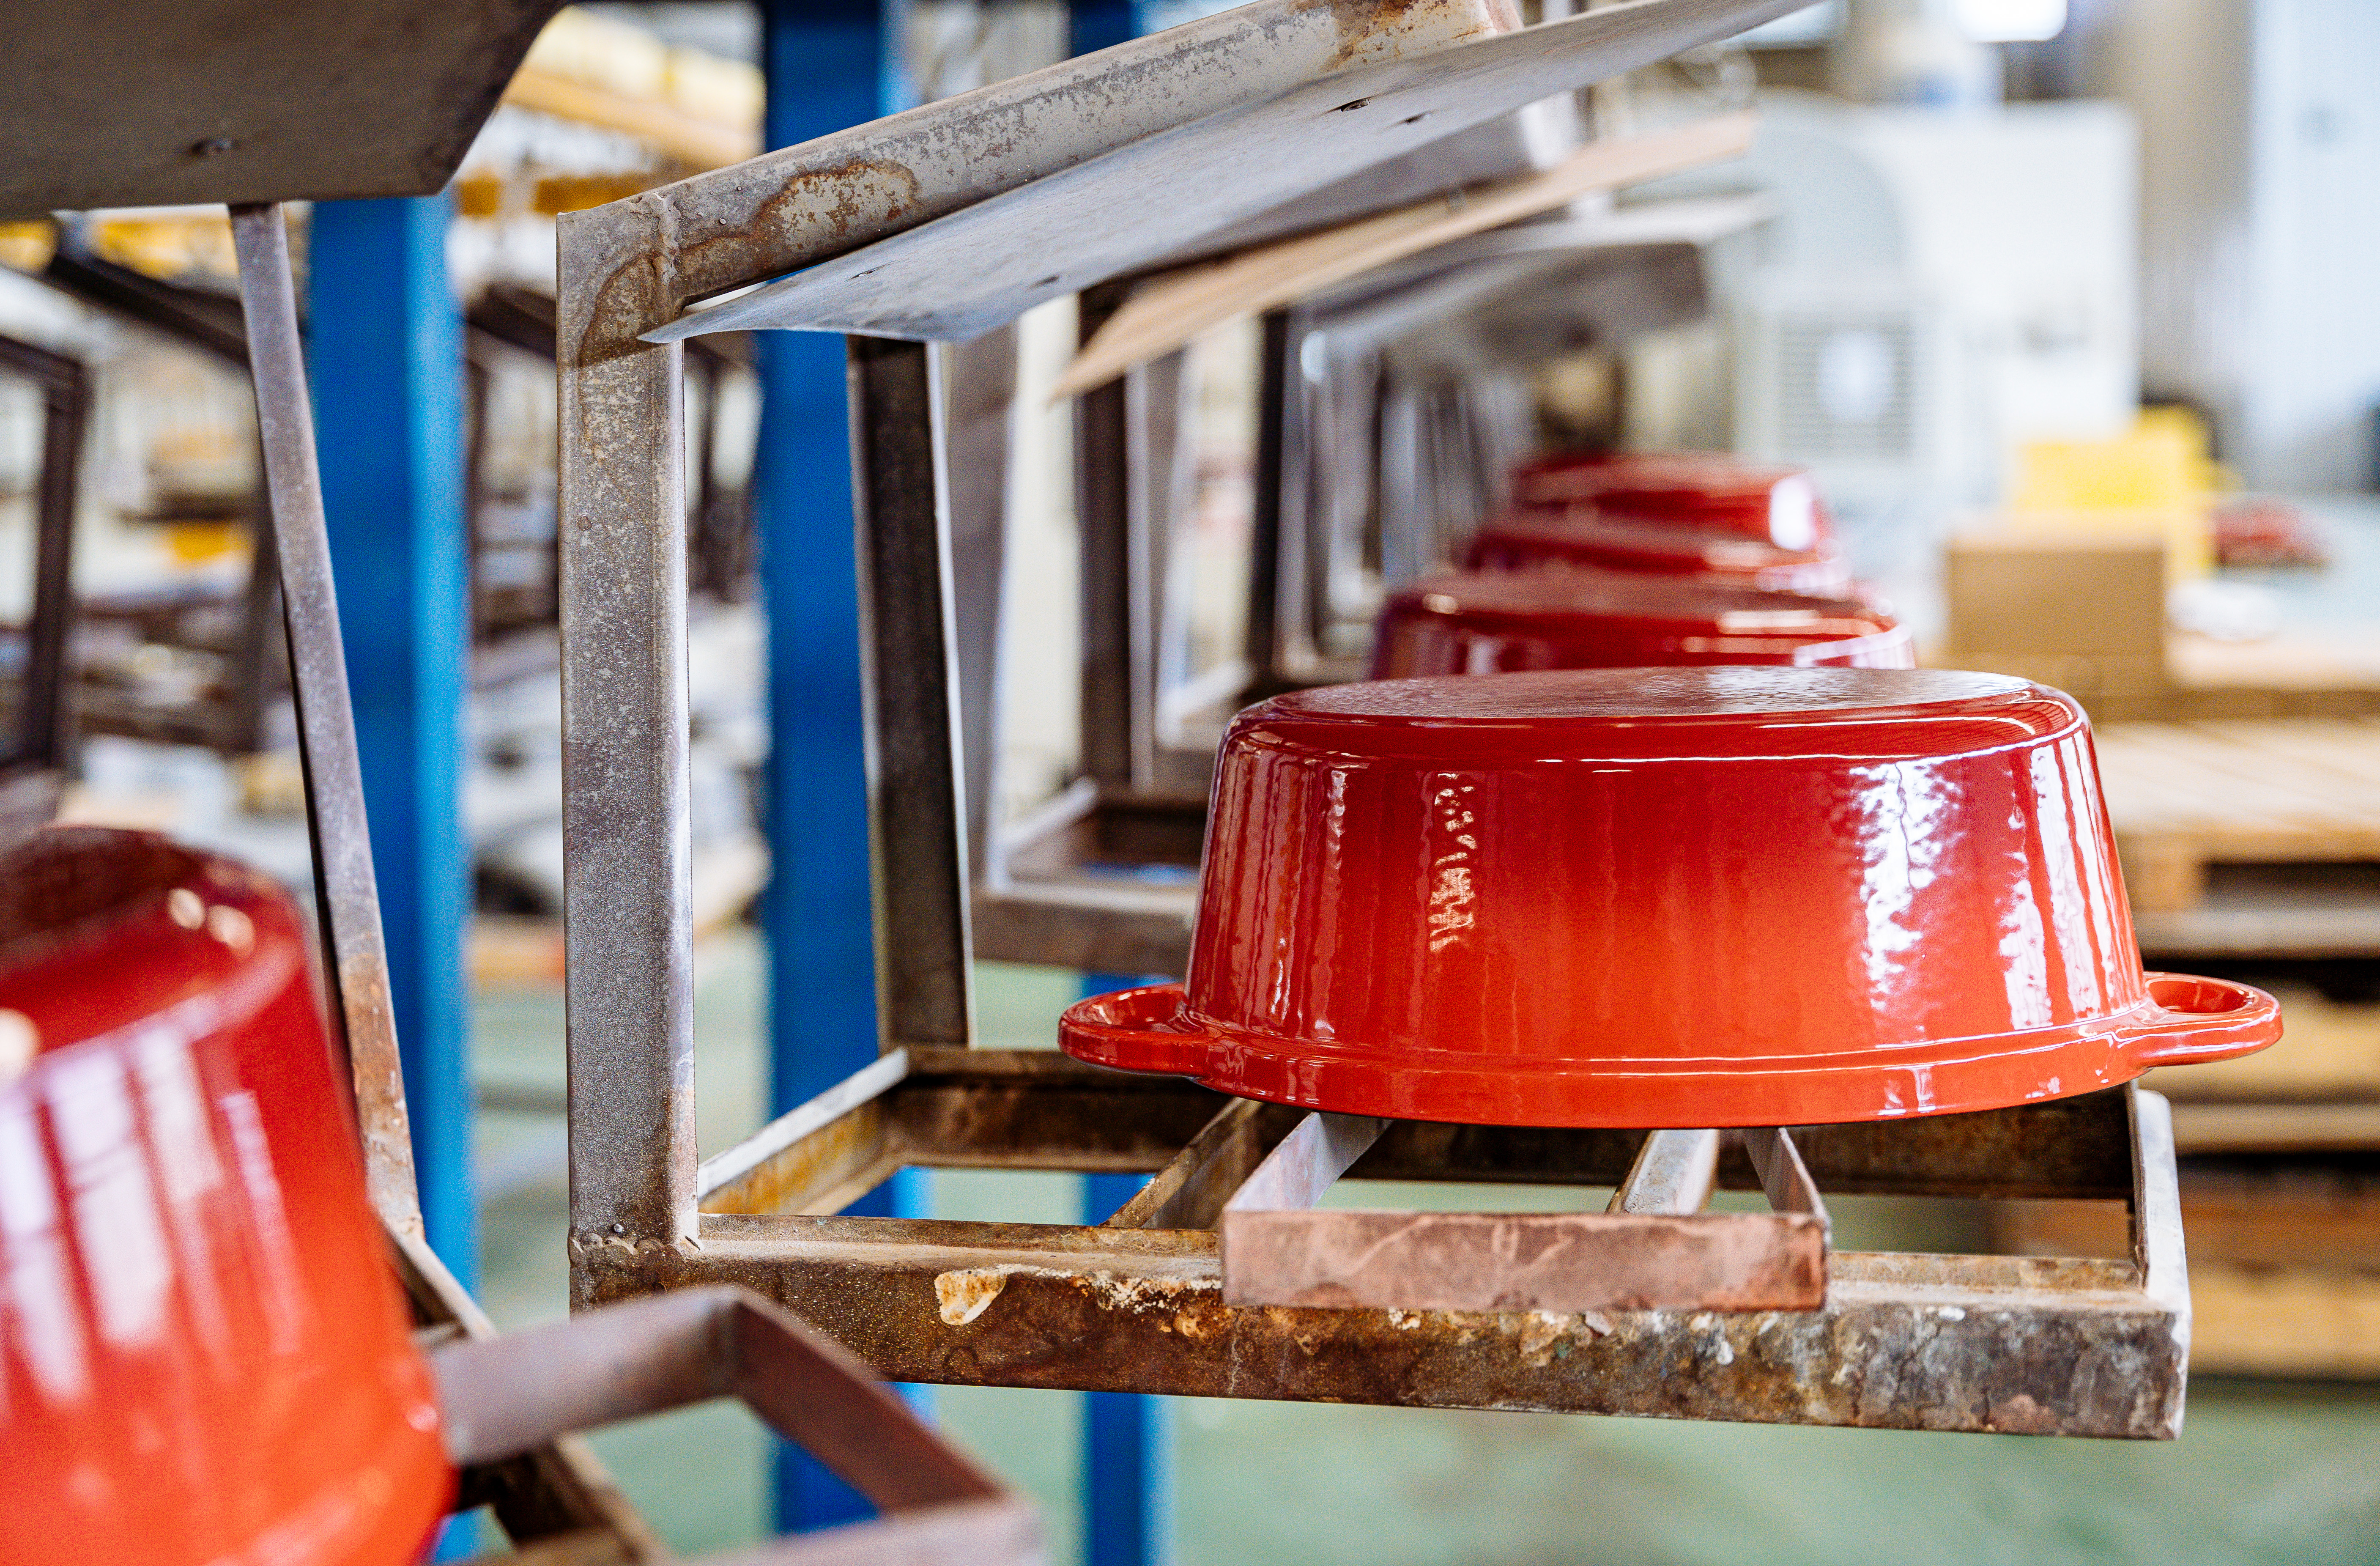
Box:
[1945, 530, 2167, 662]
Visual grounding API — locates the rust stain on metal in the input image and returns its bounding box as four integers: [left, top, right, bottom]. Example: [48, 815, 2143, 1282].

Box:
[1323, 0, 1513, 68]
[574, 1228, 2186, 1438]
[570, 157, 927, 370]
[337, 954, 421, 1232]
[1221, 1209, 1827, 1313]
[935, 1268, 1009, 1326]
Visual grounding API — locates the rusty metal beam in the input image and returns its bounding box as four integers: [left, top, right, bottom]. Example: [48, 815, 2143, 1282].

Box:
[691, 1052, 2143, 1206]
[230, 203, 419, 1235]
[559, 195, 697, 1261]
[431, 1284, 1045, 1564]
[645, 0, 1810, 341]
[577, 1219, 2182, 1438]
[848, 335, 974, 1050]
[566, 0, 1521, 353]
[1219, 1208, 1828, 1313]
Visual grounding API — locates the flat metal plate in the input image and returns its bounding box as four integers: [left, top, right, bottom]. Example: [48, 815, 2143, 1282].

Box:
[6, 0, 563, 215]
[645, 0, 1807, 343]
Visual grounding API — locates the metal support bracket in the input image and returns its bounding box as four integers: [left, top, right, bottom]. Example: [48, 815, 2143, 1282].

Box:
[1216, 1115, 1827, 1312]
[432, 1284, 1042, 1565]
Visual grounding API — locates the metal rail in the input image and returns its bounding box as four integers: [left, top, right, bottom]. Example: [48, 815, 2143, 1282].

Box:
[231, 203, 420, 1234]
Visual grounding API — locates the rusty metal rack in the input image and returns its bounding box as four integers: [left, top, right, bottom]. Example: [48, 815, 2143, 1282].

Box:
[613, 1055, 2186, 1438]
[557, 0, 2202, 1443]
[7, 3, 1057, 1559]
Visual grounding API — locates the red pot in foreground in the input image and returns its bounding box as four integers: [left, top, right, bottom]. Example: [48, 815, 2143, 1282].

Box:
[0, 829, 449, 1566]
[1062, 669, 2280, 1127]
[1466, 510, 1855, 596]
[1510, 451, 1829, 551]
[1370, 568, 1912, 677]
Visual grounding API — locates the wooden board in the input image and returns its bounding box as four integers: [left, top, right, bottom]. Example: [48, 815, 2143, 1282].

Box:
[5, 0, 561, 214]
[647, 0, 1808, 343]
[1050, 113, 1756, 400]
[1997, 1177, 2380, 1379]
[2094, 718, 2380, 910]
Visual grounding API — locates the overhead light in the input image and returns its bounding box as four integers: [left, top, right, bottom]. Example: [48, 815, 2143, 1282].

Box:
[1952, 0, 2066, 44]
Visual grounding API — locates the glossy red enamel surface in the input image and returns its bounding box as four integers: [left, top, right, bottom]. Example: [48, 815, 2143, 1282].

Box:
[1370, 568, 1912, 678]
[1465, 510, 1855, 595]
[0, 829, 449, 1566]
[1061, 669, 2281, 1126]
[1509, 451, 1830, 550]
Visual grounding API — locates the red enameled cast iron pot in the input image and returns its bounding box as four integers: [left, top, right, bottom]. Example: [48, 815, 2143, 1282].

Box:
[1465, 510, 1856, 596]
[1369, 567, 1913, 678]
[0, 829, 449, 1566]
[1509, 451, 1830, 551]
[1061, 668, 2281, 1127]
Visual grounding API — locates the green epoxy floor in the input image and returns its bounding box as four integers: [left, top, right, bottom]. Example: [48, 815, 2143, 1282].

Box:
[471, 936, 2380, 1564]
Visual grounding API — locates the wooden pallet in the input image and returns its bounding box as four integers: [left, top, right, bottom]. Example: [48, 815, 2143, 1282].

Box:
[1997, 1166, 2380, 1380]
[2094, 718, 2380, 911]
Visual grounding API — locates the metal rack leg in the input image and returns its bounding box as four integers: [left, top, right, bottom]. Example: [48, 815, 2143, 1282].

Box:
[229, 204, 421, 1238]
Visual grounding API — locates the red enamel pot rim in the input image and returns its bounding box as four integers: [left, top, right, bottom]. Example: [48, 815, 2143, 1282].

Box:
[1061, 971, 2282, 1127]
[1482, 510, 1838, 570]
[1370, 570, 1913, 675]
[1233, 665, 2079, 762]
[1515, 453, 1819, 509]
[1466, 511, 1853, 593]
[1384, 566, 1899, 640]
[1057, 668, 2284, 1127]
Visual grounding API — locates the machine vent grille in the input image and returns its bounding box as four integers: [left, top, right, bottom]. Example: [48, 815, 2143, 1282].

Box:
[1772, 313, 1920, 462]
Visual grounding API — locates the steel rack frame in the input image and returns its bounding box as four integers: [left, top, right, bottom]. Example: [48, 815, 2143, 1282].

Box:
[556, 0, 2197, 1442]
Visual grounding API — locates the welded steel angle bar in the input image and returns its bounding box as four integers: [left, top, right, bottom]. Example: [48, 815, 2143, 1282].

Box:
[644, 0, 1807, 343]
[563, 0, 1517, 352]
[230, 203, 420, 1235]
[580, 1233, 2182, 1435]
[580, 1088, 2184, 1436]
[1216, 1113, 1825, 1312]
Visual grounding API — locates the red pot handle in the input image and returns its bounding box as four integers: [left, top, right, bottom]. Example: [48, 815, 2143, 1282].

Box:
[2120, 972, 2283, 1069]
[1060, 982, 1208, 1075]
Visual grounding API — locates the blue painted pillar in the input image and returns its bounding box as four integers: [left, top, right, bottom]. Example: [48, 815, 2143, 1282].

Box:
[1082, 1168, 1175, 1566]
[1071, 11, 1168, 1561]
[307, 197, 474, 1288]
[756, 0, 921, 1535]
[1069, 0, 1138, 56]
[1081, 976, 1171, 1566]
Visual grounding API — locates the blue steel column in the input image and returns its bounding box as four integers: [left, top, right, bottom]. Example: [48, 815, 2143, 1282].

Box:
[307, 197, 474, 1288]
[756, 0, 920, 1535]
[1067, 0, 1169, 1548]
[1080, 979, 1172, 1566]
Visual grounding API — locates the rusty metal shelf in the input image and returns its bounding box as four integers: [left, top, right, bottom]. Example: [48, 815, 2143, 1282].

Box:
[575, 1050, 2191, 1441]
